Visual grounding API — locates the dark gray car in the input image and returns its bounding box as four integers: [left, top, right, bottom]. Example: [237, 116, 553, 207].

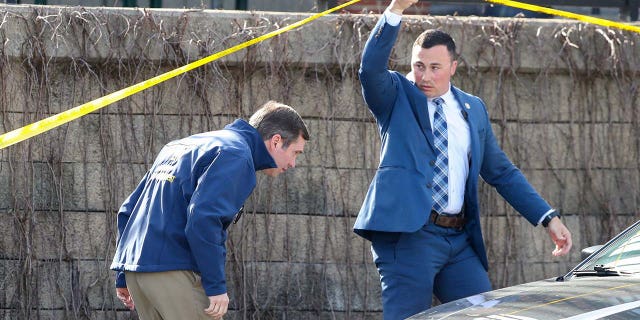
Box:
[409, 220, 640, 320]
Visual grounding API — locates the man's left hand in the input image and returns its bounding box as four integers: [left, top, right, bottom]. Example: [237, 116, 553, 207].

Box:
[546, 217, 572, 257]
[116, 287, 135, 310]
[205, 293, 229, 319]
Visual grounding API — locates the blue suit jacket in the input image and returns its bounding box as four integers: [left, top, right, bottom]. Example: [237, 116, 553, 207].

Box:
[353, 15, 552, 270]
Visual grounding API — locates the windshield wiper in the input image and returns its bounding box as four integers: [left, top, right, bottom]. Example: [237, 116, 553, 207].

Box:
[573, 264, 633, 277]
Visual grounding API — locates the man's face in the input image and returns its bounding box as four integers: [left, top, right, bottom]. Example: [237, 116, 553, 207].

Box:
[410, 44, 457, 98]
[263, 134, 306, 177]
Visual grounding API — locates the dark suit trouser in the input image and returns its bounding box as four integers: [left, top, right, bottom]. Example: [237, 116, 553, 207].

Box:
[371, 222, 492, 320]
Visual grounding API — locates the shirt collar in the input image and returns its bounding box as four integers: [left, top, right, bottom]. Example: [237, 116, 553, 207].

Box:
[431, 85, 455, 105]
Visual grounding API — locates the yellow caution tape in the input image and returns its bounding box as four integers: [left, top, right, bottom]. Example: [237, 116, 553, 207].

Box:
[0, 0, 361, 150]
[486, 0, 640, 33]
[3, 0, 637, 150]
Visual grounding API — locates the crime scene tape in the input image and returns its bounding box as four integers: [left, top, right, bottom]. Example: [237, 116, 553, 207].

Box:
[2, 0, 638, 150]
[486, 0, 640, 33]
[0, 0, 362, 150]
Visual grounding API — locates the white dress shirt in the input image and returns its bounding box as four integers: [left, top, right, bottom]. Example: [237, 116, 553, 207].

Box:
[429, 90, 470, 214]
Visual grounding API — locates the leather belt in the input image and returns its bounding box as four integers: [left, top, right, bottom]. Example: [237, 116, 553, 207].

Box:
[429, 210, 466, 229]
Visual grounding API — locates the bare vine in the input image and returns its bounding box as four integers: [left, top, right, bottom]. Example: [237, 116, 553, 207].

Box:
[0, 5, 638, 319]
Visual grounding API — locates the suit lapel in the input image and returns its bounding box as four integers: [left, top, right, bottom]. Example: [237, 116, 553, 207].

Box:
[451, 87, 480, 176]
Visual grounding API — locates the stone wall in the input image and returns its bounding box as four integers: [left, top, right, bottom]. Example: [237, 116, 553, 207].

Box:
[0, 4, 639, 319]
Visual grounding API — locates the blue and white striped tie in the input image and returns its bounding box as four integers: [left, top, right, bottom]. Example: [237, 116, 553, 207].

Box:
[432, 97, 448, 213]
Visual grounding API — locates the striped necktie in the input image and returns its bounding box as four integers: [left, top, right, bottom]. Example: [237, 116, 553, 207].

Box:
[432, 97, 448, 213]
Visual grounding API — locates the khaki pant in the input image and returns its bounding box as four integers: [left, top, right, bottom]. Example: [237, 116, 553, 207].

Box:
[125, 270, 216, 320]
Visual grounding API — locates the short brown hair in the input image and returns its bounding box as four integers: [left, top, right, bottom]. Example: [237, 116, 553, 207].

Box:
[249, 101, 310, 147]
[413, 29, 457, 60]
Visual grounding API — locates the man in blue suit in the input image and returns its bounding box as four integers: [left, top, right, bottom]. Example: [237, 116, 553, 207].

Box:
[353, 1, 573, 319]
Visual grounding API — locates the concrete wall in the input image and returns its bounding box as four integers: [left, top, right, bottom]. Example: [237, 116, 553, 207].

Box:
[0, 4, 639, 319]
[6, 0, 318, 11]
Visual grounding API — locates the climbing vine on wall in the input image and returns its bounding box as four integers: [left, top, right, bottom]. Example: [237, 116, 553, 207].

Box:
[0, 5, 639, 319]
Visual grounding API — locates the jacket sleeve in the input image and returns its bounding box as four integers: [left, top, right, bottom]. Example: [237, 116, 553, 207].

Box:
[114, 171, 150, 288]
[478, 104, 552, 225]
[359, 13, 401, 122]
[185, 150, 254, 296]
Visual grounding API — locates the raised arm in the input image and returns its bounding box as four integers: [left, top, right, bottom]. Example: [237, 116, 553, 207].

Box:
[359, 0, 418, 119]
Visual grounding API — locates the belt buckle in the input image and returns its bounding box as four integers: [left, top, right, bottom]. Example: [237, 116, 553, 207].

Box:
[431, 210, 465, 230]
[431, 210, 446, 227]
[430, 210, 441, 225]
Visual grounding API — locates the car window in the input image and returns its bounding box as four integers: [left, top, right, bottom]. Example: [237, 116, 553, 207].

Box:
[581, 225, 640, 273]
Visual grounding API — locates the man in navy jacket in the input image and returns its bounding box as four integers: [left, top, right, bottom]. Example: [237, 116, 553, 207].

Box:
[111, 101, 309, 319]
[353, 1, 572, 319]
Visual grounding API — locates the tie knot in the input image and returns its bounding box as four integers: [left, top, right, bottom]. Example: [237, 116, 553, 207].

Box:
[433, 97, 444, 107]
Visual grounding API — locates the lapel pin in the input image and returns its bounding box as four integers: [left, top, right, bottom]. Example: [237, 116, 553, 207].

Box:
[464, 103, 471, 109]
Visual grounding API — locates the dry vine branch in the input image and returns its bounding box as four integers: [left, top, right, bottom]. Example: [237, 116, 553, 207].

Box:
[0, 6, 639, 320]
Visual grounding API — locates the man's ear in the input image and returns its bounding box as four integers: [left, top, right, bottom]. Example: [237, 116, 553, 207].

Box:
[269, 134, 282, 149]
[450, 60, 458, 76]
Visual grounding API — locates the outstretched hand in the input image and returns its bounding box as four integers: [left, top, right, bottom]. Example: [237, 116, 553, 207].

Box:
[546, 217, 572, 257]
[389, 0, 419, 15]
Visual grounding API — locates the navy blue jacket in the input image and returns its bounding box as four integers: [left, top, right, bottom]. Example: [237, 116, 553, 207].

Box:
[110, 119, 276, 296]
[353, 14, 552, 270]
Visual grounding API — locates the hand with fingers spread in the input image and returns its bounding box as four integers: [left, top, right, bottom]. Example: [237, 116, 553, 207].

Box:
[546, 217, 572, 257]
[116, 287, 135, 310]
[204, 293, 229, 319]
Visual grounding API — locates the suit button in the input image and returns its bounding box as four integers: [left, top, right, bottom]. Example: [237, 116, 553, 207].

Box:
[426, 182, 432, 188]
[429, 160, 435, 166]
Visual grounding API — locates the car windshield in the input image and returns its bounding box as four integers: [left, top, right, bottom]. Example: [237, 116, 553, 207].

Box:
[578, 221, 640, 274]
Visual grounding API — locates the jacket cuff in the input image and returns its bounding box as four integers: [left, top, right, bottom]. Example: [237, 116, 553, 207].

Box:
[204, 283, 227, 297]
[383, 8, 402, 26]
[115, 271, 127, 288]
[536, 208, 556, 226]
